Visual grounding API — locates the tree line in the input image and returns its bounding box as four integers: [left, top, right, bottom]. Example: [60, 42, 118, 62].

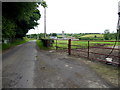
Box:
[2, 1, 47, 42]
[26, 30, 119, 40]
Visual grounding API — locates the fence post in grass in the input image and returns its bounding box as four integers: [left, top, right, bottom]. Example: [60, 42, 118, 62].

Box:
[56, 39, 57, 50]
[88, 41, 90, 59]
[68, 39, 71, 55]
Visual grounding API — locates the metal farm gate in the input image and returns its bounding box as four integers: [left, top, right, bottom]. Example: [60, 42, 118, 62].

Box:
[53, 39, 120, 66]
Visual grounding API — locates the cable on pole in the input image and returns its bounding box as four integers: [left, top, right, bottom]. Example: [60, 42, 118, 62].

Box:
[105, 3, 120, 58]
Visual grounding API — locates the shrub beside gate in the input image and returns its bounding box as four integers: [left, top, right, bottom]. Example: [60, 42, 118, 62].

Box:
[41, 39, 54, 47]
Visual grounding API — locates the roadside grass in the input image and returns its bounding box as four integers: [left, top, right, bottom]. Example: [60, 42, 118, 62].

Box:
[23, 37, 36, 41]
[0, 44, 2, 53]
[2, 37, 35, 51]
[82, 60, 119, 87]
[2, 39, 27, 51]
[52, 39, 119, 86]
[53, 40, 120, 49]
[36, 40, 52, 50]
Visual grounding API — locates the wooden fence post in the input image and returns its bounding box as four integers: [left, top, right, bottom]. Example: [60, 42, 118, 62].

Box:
[88, 41, 90, 58]
[68, 39, 71, 55]
[56, 39, 57, 50]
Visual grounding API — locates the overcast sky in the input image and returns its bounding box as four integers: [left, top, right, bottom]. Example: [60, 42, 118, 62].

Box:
[27, 0, 120, 34]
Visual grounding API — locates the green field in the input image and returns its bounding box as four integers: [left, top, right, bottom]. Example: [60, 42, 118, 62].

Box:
[81, 34, 103, 38]
[57, 34, 104, 40]
[53, 40, 120, 49]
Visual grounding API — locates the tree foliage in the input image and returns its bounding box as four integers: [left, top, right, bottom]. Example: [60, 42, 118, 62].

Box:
[103, 30, 117, 40]
[50, 33, 57, 37]
[2, 1, 47, 41]
[104, 29, 110, 40]
[41, 0, 47, 8]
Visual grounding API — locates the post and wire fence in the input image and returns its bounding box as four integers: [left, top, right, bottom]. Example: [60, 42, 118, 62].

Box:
[53, 39, 120, 66]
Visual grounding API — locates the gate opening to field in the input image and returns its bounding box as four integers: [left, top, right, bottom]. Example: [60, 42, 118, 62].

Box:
[52, 39, 120, 66]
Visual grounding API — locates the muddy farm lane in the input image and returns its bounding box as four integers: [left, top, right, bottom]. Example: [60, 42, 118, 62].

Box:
[2, 40, 115, 88]
[3, 41, 37, 88]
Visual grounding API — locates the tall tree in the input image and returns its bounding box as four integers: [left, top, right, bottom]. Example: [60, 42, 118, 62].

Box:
[2, 1, 47, 41]
[104, 29, 110, 40]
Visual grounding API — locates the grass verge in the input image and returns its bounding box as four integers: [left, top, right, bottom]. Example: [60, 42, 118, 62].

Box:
[2, 37, 35, 51]
[36, 40, 51, 50]
[82, 60, 119, 87]
[2, 39, 27, 51]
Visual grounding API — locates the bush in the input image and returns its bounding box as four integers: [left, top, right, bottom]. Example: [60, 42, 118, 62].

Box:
[36, 40, 52, 50]
[40, 39, 54, 47]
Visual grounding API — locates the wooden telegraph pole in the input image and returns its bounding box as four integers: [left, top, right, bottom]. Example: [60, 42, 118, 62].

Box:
[41, 0, 47, 38]
[68, 39, 71, 55]
[44, 7, 46, 38]
[118, 1, 120, 66]
[118, 2, 120, 41]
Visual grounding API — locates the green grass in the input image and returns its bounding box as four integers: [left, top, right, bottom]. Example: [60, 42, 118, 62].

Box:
[53, 40, 120, 49]
[53, 40, 68, 49]
[36, 40, 51, 50]
[23, 37, 36, 41]
[2, 39, 28, 51]
[2, 37, 36, 51]
[57, 35, 62, 37]
[81, 34, 104, 38]
[0, 44, 2, 53]
[82, 60, 119, 86]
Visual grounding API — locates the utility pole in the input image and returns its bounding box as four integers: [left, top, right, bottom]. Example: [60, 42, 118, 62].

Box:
[44, 7, 46, 38]
[41, 0, 47, 38]
[118, 1, 120, 41]
[118, 1, 120, 67]
[37, 26, 39, 40]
